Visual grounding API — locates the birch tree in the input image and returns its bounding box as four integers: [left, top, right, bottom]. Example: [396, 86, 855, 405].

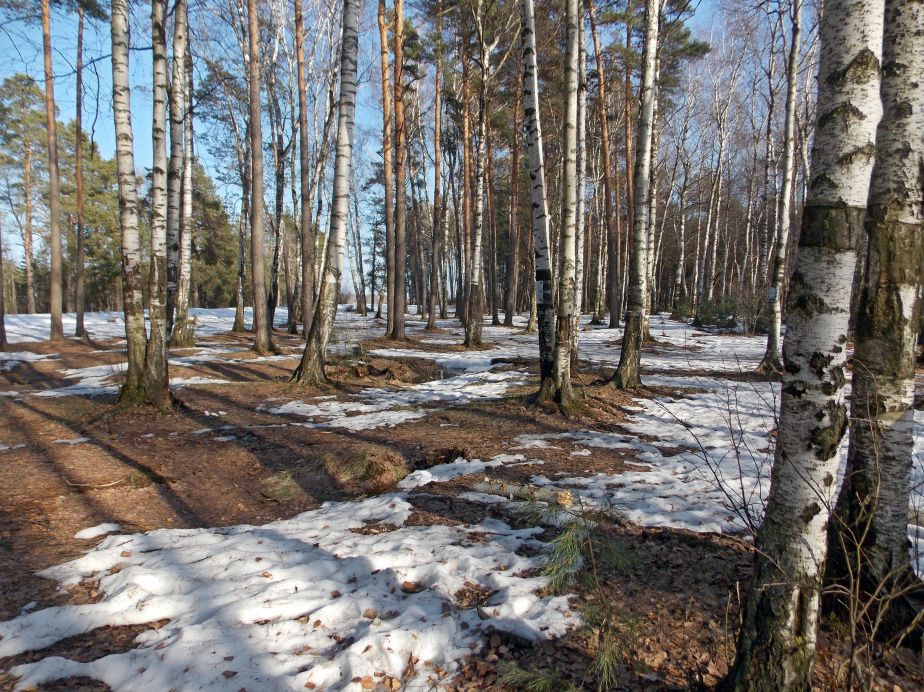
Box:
[249, 0, 273, 353]
[758, 0, 802, 373]
[292, 0, 359, 385]
[111, 0, 147, 401]
[829, 0, 924, 622]
[171, 48, 196, 347]
[608, 0, 662, 390]
[724, 0, 884, 688]
[520, 0, 555, 404]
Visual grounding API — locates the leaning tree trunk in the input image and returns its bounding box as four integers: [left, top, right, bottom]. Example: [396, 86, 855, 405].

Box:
[144, 0, 171, 408]
[608, 0, 660, 390]
[74, 6, 86, 338]
[171, 46, 195, 348]
[292, 0, 359, 386]
[759, 0, 802, 373]
[41, 0, 63, 341]
[723, 0, 884, 689]
[828, 0, 924, 630]
[165, 0, 188, 335]
[111, 0, 148, 402]
[390, 0, 408, 341]
[520, 0, 555, 404]
[248, 0, 272, 354]
[553, 0, 580, 404]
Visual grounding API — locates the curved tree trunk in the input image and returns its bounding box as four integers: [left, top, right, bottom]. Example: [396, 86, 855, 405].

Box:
[608, 0, 660, 390]
[829, 0, 924, 630]
[520, 0, 554, 403]
[292, 0, 359, 386]
[724, 0, 883, 688]
[111, 0, 148, 402]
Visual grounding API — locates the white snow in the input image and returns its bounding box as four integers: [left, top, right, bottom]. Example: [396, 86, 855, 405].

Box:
[52, 437, 91, 445]
[397, 454, 541, 491]
[2, 496, 572, 692]
[73, 523, 122, 540]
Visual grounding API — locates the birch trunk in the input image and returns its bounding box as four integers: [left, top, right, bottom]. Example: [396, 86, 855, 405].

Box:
[724, 0, 883, 688]
[570, 5, 587, 372]
[171, 47, 195, 348]
[607, 0, 660, 390]
[145, 0, 171, 407]
[759, 0, 803, 373]
[552, 0, 579, 402]
[74, 6, 86, 338]
[293, 0, 359, 385]
[520, 0, 555, 402]
[830, 0, 923, 619]
[111, 0, 147, 401]
[248, 0, 272, 353]
[166, 0, 189, 334]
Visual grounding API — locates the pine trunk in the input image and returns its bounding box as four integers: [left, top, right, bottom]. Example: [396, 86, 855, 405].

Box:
[74, 7, 86, 338]
[390, 0, 407, 341]
[426, 2, 443, 330]
[378, 0, 396, 338]
[41, 0, 63, 341]
[724, 0, 883, 688]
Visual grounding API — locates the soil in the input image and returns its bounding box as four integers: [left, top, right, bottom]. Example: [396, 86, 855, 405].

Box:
[1, 330, 922, 692]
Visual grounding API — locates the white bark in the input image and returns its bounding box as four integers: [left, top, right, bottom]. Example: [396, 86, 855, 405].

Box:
[166, 0, 189, 333]
[520, 0, 555, 401]
[727, 0, 884, 688]
[111, 0, 147, 400]
[294, 0, 359, 384]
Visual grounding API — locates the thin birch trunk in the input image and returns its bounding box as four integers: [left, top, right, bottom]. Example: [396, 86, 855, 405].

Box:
[111, 0, 147, 401]
[570, 3, 586, 372]
[830, 0, 923, 622]
[504, 67, 522, 327]
[760, 0, 803, 373]
[248, 0, 272, 353]
[293, 0, 359, 385]
[521, 0, 554, 402]
[608, 0, 660, 390]
[166, 0, 189, 335]
[145, 0, 171, 407]
[171, 46, 195, 348]
[725, 0, 883, 687]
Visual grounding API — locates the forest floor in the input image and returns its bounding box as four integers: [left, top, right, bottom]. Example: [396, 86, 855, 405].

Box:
[0, 309, 922, 692]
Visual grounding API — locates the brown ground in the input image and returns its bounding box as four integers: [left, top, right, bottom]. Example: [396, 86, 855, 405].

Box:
[0, 330, 921, 692]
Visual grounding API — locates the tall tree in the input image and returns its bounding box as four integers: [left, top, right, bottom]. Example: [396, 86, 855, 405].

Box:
[144, 0, 171, 407]
[426, 0, 444, 331]
[292, 0, 360, 384]
[171, 46, 195, 347]
[503, 65, 521, 327]
[111, 0, 147, 401]
[829, 0, 924, 627]
[0, 213, 6, 348]
[726, 0, 885, 683]
[520, 0, 555, 404]
[74, 5, 86, 337]
[41, 0, 63, 340]
[166, 0, 189, 335]
[378, 0, 397, 338]
[390, 0, 408, 341]
[552, 0, 580, 402]
[607, 0, 661, 389]
[248, 0, 272, 353]
[759, 0, 803, 373]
